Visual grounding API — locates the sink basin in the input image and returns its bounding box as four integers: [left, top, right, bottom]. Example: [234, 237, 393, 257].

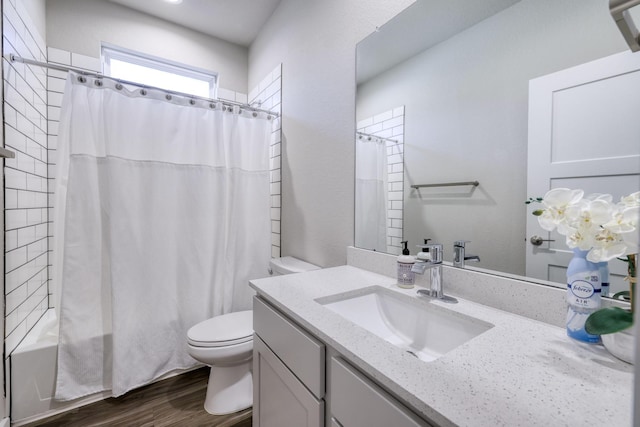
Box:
[317, 286, 493, 362]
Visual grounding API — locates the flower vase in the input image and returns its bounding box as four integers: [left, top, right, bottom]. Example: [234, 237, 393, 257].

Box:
[602, 324, 635, 364]
[566, 249, 602, 343]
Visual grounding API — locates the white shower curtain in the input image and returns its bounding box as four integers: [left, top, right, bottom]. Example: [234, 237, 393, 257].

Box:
[355, 137, 388, 252]
[54, 72, 272, 400]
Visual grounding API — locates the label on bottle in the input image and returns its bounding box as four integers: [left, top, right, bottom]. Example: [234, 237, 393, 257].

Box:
[397, 262, 415, 287]
[566, 270, 601, 343]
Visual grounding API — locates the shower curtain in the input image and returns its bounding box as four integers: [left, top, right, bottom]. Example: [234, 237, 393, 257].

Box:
[54, 72, 272, 400]
[355, 137, 388, 252]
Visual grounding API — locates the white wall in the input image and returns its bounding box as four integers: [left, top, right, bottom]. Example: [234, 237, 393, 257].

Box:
[356, 0, 627, 274]
[46, 0, 249, 93]
[21, 0, 46, 40]
[249, 0, 415, 267]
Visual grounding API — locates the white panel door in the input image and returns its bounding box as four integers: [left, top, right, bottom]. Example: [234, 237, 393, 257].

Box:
[526, 51, 640, 294]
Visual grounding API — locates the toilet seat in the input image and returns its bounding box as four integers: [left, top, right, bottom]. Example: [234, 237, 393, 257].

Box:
[187, 310, 253, 348]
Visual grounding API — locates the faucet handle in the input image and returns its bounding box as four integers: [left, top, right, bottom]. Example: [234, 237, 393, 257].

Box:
[454, 240, 470, 247]
[424, 243, 443, 263]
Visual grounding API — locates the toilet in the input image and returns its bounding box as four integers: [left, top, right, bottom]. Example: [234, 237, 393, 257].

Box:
[186, 256, 320, 415]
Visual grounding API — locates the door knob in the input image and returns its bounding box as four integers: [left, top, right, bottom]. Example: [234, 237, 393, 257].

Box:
[530, 235, 555, 246]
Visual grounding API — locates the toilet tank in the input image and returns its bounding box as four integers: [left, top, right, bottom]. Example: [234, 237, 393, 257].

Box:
[269, 256, 320, 276]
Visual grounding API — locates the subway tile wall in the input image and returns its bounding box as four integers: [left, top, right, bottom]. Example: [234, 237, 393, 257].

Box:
[249, 64, 282, 258]
[357, 106, 405, 255]
[3, 0, 49, 355]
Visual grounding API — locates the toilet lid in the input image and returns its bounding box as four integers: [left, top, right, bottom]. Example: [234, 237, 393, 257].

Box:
[187, 310, 253, 348]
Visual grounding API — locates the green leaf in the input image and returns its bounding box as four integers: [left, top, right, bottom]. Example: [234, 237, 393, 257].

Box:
[585, 307, 633, 335]
[612, 290, 630, 301]
[532, 209, 544, 216]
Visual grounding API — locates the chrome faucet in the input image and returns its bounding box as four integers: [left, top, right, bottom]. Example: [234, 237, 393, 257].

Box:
[453, 240, 480, 268]
[411, 244, 457, 303]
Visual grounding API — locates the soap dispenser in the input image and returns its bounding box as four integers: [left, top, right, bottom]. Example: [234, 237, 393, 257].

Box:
[416, 239, 432, 262]
[397, 241, 415, 289]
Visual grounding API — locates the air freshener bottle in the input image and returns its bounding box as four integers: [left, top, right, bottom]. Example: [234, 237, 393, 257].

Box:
[566, 249, 601, 343]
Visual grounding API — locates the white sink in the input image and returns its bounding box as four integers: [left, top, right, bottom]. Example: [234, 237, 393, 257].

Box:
[317, 286, 493, 362]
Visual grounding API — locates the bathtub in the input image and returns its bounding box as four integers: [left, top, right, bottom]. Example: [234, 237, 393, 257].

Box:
[10, 309, 201, 425]
[10, 309, 111, 425]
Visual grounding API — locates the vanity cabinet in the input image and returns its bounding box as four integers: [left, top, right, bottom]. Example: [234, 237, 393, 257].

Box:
[330, 357, 431, 427]
[253, 297, 325, 427]
[253, 296, 432, 427]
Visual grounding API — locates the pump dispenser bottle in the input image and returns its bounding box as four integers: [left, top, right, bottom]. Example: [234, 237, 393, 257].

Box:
[397, 241, 415, 289]
[416, 238, 432, 262]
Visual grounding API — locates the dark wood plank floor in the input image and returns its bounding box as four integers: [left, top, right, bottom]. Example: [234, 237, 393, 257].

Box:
[22, 368, 252, 427]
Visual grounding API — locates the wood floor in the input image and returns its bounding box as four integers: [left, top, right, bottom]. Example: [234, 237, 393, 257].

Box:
[22, 368, 252, 427]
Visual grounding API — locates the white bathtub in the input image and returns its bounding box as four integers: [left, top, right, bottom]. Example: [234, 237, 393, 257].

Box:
[10, 309, 111, 425]
[10, 309, 200, 425]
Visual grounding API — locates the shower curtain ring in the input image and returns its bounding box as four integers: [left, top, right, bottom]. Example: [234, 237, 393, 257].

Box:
[166, 94, 172, 101]
[77, 76, 86, 83]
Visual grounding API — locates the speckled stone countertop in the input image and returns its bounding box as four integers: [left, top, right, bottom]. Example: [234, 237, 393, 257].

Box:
[250, 265, 633, 427]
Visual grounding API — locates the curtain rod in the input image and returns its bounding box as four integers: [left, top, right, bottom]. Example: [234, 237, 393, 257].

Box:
[7, 54, 280, 117]
[356, 131, 398, 144]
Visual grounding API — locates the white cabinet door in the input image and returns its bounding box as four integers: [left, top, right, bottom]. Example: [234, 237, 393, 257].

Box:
[526, 51, 640, 294]
[253, 297, 324, 398]
[253, 336, 324, 427]
[330, 357, 430, 427]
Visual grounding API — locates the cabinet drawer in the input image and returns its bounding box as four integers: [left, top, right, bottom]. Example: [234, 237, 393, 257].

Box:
[253, 296, 325, 398]
[254, 336, 324, 427]
[330, 357, 431, 427]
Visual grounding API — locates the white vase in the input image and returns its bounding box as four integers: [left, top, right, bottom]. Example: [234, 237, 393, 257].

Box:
[602, 325, 635, 364]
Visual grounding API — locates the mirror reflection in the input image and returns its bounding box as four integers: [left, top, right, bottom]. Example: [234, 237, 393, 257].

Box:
[355, 108, 405, 254]
[355, 0, 640, 295]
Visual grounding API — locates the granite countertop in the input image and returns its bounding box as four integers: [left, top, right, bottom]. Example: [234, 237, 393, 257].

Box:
[250, 265, 633, 427]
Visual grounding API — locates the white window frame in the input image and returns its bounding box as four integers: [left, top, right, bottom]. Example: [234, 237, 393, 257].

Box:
[101, 44, 218, 98]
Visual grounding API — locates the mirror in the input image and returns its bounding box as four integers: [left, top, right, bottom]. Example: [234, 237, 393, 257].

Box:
[355, 108, 405, 254]
[355, 0, 639, 295]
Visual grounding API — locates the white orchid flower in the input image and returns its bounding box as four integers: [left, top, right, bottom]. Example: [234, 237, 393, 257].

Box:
[587, 206, 638, 262]
[612, 206, 639, 254]
[565, 225, 596, 251]
[532, 189, 639, 262]
[562, 198, 612, 250]
[587, 240, 628, 262]
[620, 191, 640, 208]
[537, 188, 584, 231]
[603, 205, 639, 234]
[586, 193, 613, 203]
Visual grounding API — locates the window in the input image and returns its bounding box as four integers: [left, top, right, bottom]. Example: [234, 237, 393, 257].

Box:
[102, 45, 217, 98]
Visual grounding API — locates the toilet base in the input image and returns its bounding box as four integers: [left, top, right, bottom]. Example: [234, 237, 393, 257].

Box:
[204, 361, 253, 415]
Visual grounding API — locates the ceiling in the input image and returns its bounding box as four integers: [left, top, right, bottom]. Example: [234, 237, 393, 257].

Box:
[357, 0, 523, 84]
[108, 0, 282, 47]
